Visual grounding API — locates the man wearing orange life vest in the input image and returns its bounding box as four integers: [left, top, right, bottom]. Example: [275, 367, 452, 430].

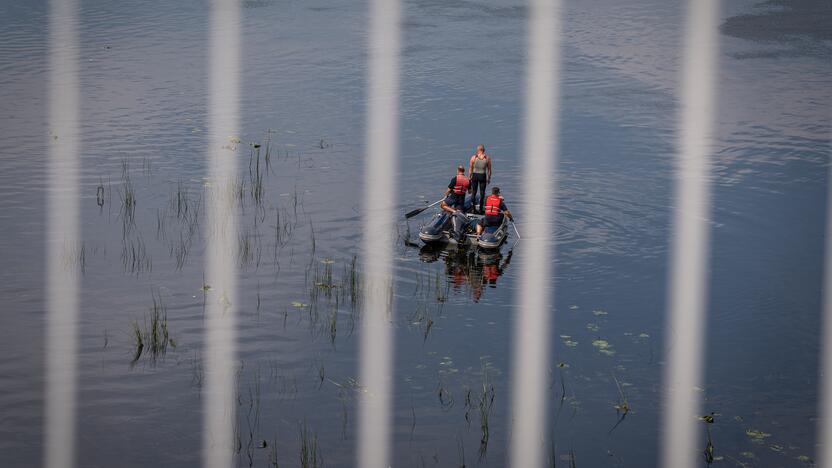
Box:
[440, 165, 471, 214]
[476, 186, 513, 237]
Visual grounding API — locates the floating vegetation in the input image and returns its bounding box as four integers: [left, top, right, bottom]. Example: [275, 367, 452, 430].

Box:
[699, 412, 716, 424]
[745, 429, 772, 444]
[592, 339, 616, 356]
[560, 335, 578, 347]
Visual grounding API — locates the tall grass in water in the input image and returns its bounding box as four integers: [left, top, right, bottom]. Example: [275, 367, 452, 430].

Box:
[299, 421, 320, 468]
[477, 362, 496, 460]
[119, 160, 137, 235]
[129, 291, 174, 366]
[249, 143, 265, 206]
[121, 236, 152, 276]
[147, 292, 172, 357]
[130, 320, 144, 365]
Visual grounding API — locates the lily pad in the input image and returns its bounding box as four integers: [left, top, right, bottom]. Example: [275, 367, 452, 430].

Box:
[560, 335, 578, 347]
[745, 429, 771, 443]
[592, 339, 615, 356]
[592, 339, 610, 349]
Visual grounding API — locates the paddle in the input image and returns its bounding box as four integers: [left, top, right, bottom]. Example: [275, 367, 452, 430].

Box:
[510, 219, 521, 239]
[404, 198, 443, 219]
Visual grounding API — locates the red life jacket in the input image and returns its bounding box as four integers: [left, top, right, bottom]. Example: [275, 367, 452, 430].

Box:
[453, 175, 470, 195]
[484, 195, 502, 216]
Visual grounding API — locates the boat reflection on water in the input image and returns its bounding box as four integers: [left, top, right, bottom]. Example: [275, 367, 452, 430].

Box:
[419, 245, 513, 303]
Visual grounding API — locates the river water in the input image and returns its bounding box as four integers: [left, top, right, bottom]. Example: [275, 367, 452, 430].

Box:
[0, 0, 830, 466]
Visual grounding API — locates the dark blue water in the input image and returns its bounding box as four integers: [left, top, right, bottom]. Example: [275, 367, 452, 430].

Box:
[0, 0, 829, 466]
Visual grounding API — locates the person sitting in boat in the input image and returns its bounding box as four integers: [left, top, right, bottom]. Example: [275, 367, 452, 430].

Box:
[476, 186, 513, 237]
[440, 165, 470, 215]
[468, 144, 492, 214]
[439, 165, 471, 242]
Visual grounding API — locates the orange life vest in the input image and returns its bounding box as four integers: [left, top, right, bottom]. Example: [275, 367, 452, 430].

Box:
[484, 195, 502, 216]
[453, 175, 470, 195]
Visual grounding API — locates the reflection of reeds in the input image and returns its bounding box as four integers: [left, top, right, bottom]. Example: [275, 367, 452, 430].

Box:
[249, 144, 265, 206]
[171, 232, 190, 270]
[61, 241, 87, 274]
[437, 376, 454, 411]
[457, 433, 466, 468]
[121, 236, 152, 275]
[119, 160, 137, 234]
[238, 229, 262, 269]
[156, 208, 167, 240]
[148, 292, 172, 357]
[191, 353, 203, 388]
[478, 362, 496, 460]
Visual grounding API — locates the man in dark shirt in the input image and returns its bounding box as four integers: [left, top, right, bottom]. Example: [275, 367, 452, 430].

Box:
[440, 165, 470, 214]
[438, 165, 471, 242]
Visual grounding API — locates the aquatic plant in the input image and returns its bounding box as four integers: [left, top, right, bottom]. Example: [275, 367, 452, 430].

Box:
[299, 421, 320, 468]
[129, 291, 174, 366]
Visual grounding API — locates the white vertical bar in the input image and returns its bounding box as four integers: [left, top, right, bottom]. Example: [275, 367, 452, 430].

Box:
[203, 0, 239, 467]
[509, 0, 561, 466]
[357, 0, 400, 466]
[46, 0, 81, 467]
[660, 1, 719, 467]
[817, 156, 832, 468]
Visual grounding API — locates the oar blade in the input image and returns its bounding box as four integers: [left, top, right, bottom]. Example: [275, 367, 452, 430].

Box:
[404, 206, 426, 219]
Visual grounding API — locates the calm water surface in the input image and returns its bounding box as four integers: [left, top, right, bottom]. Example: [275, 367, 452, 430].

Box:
[0, 0, 830, 466]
